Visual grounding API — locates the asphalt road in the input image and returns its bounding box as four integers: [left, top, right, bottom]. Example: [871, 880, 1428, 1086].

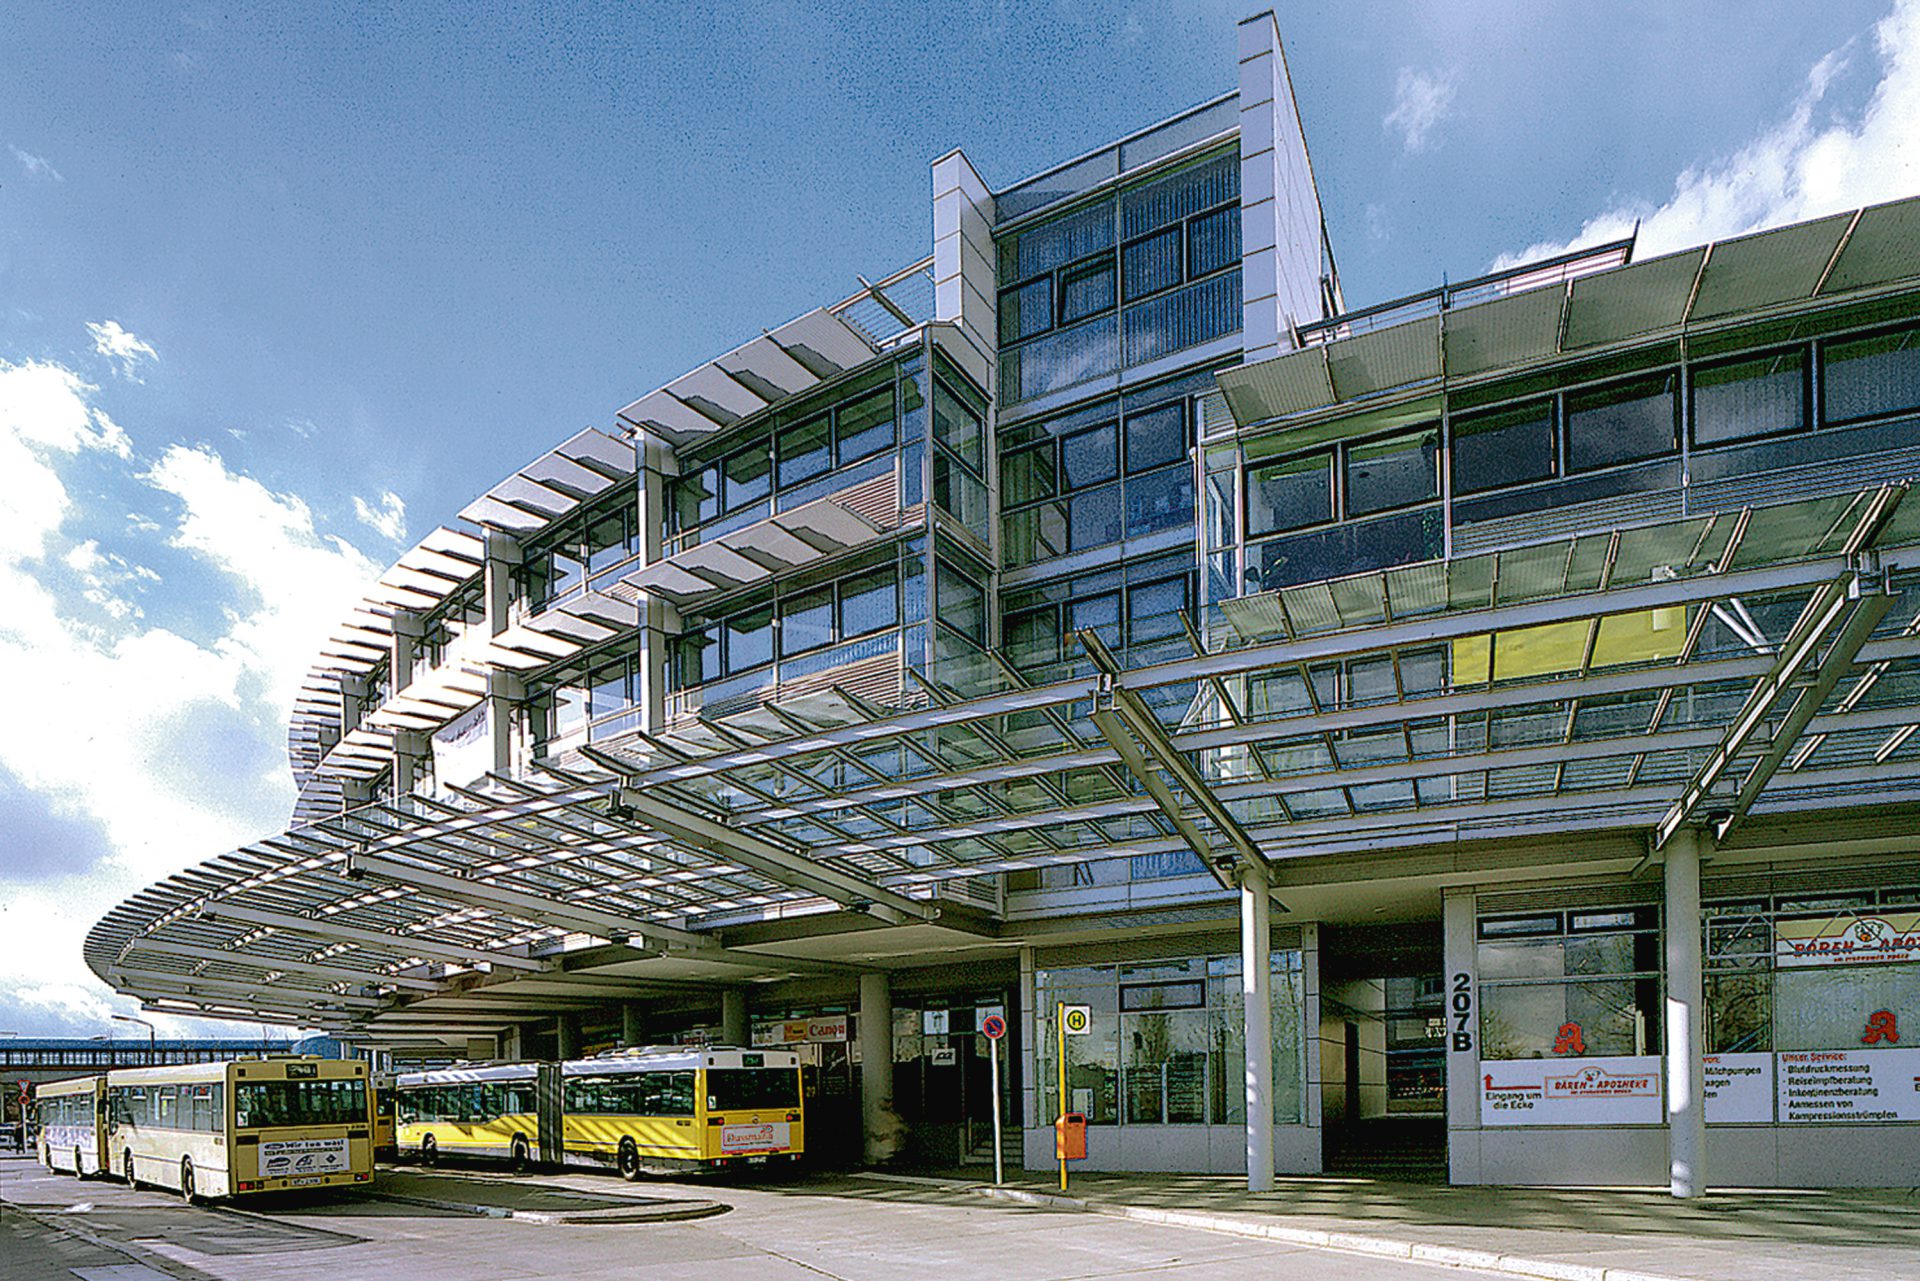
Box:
[0, 1154, 1520, 1281]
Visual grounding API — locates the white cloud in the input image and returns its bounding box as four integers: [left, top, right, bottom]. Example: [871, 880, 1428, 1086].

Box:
[353, 489, 408, 542]
[0, 357, 386, 1036]
[1384, 67, 1457, 155]
[87, 319, 160, 380]
[1495, 0, 1920, 269]
[9, 144, 62, 182]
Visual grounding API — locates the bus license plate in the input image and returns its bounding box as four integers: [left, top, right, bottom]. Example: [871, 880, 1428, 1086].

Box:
[291, 1176, 324, 1186]
[746, 1155, 767, 1164]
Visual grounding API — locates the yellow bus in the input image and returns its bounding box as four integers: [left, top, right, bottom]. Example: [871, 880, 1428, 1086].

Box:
[370, 1071, 396, 1159]
[395, 1047, 803, 1179]
[35, 1074, 108, 1177]
[105, 1057, 375, 1201]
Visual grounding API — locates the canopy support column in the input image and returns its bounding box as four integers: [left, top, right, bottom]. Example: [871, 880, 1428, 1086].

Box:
[1242, 858, 1274, 1193]
[859, 972, 894, 1165]
[1665, 829, 1706, 1198]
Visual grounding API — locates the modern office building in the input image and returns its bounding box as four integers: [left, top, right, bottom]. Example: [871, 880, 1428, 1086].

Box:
[87, 13, 1920, 1191]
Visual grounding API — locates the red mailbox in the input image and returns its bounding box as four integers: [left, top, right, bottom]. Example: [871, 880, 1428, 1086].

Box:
[1054, 1112, 1087, 1160]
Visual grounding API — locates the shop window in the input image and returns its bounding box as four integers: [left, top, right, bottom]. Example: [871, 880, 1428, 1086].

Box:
[1823, 324, 1920, 424]
[1246, 453, 1333, 537]
[1477, 907, 1662, 1059]
[1345, 429, 1438, 517]
[1565, 373, 1677, 472]
[1453, 400, 1554, 494]
[1691, 349, 1806, 446]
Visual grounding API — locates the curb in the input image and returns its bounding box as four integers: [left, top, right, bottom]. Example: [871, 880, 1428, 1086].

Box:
[367, 1187, 728, 1224]
[973, 1186, 1688, 1281]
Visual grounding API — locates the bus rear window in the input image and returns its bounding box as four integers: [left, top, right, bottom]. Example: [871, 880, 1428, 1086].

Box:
[235, 1079, 368, 1128]
[705, 1068, 798, 1112]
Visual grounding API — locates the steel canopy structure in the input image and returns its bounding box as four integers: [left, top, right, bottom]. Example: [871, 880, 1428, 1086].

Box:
[86, 476, 1920, 1038]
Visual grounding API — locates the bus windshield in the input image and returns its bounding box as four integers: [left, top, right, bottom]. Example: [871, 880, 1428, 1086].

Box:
[705, 1068, 799, 1112]
[234, 1079, 368, 1129]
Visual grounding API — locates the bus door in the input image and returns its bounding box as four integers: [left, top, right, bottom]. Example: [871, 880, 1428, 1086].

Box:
[535, 1063, 563, 1166]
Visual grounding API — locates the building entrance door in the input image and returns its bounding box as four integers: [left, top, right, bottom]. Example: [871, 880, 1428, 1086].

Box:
[1319, 922, 1446, 1180]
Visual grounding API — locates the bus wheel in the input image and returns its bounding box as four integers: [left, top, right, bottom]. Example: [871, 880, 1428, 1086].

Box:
[617, 1140, 642, 1182]
[421, 1135, 438, 1167]
[510, 1136, 529, 1172]
[179, 1158, 197, 1205]
[124, 1149, 136, 1187]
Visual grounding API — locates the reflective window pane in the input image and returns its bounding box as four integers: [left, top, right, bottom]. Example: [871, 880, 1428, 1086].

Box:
[1186, 204, 1240, 279]
[1823, 324, 1920, 424]
[780, 588, 833, 656]
[778, 417, 831, 488]
[1346, 429, 1438, 516]
[1003, 444, 1057, 506]
[1692, 349, 1806, 445]
[837, 387, 896, 462]
[725, 607, 773, 672]
[1454, 400, 1554, 494]
[1246, 453, 1332, 536]
[1059, 259, 1116, 325]
[1565, 374, 1677, 472]
[1062, 424, 1119, 490]
[839, 569, 897, 638]
[1124, 402, 1186, 474]
[722, 448, 772, 510]
[999, 278, 1052, 343]
[1122, 227, 1181, 300]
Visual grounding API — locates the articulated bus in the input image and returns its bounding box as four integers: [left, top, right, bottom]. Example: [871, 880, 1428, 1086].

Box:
[396, 1047, 803, 1178]
[35, 1074, 108, 1176]
[35, 1057, 376, 1201]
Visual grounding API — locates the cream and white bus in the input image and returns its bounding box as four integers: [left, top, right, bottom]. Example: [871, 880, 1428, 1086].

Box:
[104, 1056, 375, 1201]
[396, 1047, 803, 1178]
[35, 1074, 108, 1177]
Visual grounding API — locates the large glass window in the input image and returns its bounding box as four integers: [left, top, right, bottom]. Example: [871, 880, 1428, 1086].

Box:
[778, 417, 831, 488]
[1062, 424, 1119, 490]
[722, 448, 771, 511]
[839, 569, 897, 639]
[1036, 950, 1305, 1128]
[1345, 429, 1438, 517]
[1477, 908, 1663, 1060]
[725, 607, 774, 673]
[1453, 400, 1554, 494]
[1565, 374, 1677, 472]
[706, 1068, 800, 1112]
[837, 387, 896, 462]
[1823, 324, 1920, 424]
[1246, 453, 1333, 536]
[1692, 349, 1806, 445]
[1125, 402, 1186, 473]
[780, 588, 834, 656]
[1122, 227, 1182, 300]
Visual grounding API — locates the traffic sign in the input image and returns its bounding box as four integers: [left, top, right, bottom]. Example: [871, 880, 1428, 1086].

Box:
[982, 1013, 1007, 1040]
[1061, 1004, 1091, 1035]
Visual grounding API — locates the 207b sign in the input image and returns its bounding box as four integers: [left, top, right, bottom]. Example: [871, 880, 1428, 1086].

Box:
[1451, 972, 1473, 1053]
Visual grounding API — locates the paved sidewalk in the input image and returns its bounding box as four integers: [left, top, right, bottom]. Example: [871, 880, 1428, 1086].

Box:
[368, 1168, 728, 1223]
[892, 1169, 1920, 1281]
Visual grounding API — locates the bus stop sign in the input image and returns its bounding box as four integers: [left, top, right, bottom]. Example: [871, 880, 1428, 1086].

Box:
[1061, 1005, 1091, 1035]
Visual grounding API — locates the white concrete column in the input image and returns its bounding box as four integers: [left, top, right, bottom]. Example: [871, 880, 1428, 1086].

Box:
[930, 147, 997, 392]
[485, 669, 521, 776]
[1241, 859, 1274, 1192]
[1665, 829, 1707, 1198]
[858, 972, 894, 1164]
[1442, 889, 1479, 1186]
[720, 989, 749, 1047]
[392, 729, 427, 797]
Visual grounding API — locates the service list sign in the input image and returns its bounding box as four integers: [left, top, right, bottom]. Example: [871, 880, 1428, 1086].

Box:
[1778, 1048, 1920, 1123]
[1481, 1056, 1663, 1125]
[1703, 1052, 1774, 1124]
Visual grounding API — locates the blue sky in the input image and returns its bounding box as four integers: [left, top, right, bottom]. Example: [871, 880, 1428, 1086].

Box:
[1, 0, 1916, 1037]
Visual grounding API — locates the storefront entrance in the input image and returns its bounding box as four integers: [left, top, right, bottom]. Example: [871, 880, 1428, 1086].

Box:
[1320, 921, 1447, 1180]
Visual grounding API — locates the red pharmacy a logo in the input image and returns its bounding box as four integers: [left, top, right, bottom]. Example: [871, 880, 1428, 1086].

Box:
[1862, 1010, 1899, 1045]
[1552, 1022, 1586, 1055]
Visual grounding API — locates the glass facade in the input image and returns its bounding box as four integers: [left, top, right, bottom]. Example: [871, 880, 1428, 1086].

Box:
[1034, 950, 1307, 1127]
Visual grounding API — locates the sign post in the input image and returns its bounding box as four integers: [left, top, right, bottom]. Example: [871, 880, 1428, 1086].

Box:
[982, 1011, 1007, 1186]
[1056, 1003, 1090, 1191]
